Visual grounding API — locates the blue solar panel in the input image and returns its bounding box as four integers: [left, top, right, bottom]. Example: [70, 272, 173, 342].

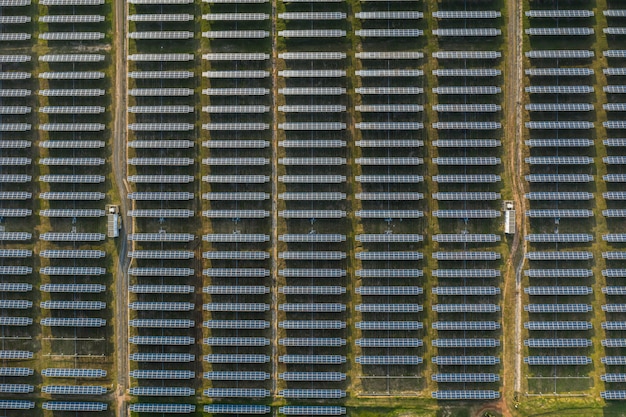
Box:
[356, 356, 422, 365]
[525, 321, 592, 331]
[279, 372, 346, 381]
[279, 389, 346, 399]
[432, 373, 499, 383]
[524, 356, 592, 365]
[129, 387, 194, 396]
[525, 339, 591, 348]
[204, 404, 271, 414]
[432, 339, 499, 348]
[204, 388, 270, 398]
[204, 354, 269, 363]
[279, 355, 346, 364]
[129, 404, 195, 413]
[279, 406, 346, 415]
[432, 356, 499, 365]
[432, 390, 500, 400]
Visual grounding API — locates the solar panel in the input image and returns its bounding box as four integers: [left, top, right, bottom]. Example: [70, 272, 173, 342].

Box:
[280, 234, 345, 243]
[279, 372, 346, 381]
[356, 210, 423, 218]
[279, 406, 346, 415]
[433, 304, 500, 313]
[279, 286, 345, 295]
[42, 368, 106, 378]
[204, 404, 271, 414]
[279, 355, 346, 364]
[432, 321, 500, 330]
[431, 287, 500, 296]
[41, 301, 105, 310]
[204, 354, 269, 363]
[0, 384, 32, 393]
[129, 13, 193, 22]
[525, 269, 592, 278]
[524, 321, 592, 331]
[40, 54, 104, 62]
[279, 320, 345, 329]
[279, 338, 346, 346]
[432, 234, 500, 243]
[204, 337, 270, 346]
[356, 321, 423, 330]
[433, 10, 500, 18]
[525, 356, 592, 365]
[432, 174, 500, 183]
[130, 302, 194, 311]
[527, 50, 594, 58]
[279, 390, 345, 399]
[526, 209, 594, 218]
[356, 251, 423, 260]
[525, 286, 592, 295]
[525, 251, 593, 260]
[129, 336, 193, 345]
[432, 356, 499, 365]
[432, 374, 499, 383]
[432, 339, 499, 348]
[356, 10, 422, 19]
[204, 389, 270, 398]
[357, 338, 422, 347]
[129, 267, 194, 276]
[130, 370, 194, 379]
[130, 319, 194, 328]
[525, 121, 594, 129]
[356, 51, 422, 59]
[526, 304, 592, 313]
[525, 339, 591, 348]
[526, 27, 594, 36]
[280, 251, 346, 260]
[204, 371, 270, 381]
[129, 387, 194, 397]
[433, 210, 500, 218]
[0, 283, 31, 292]
[129, 31, 194, 39]
[354, 286, 424, 296]
[434, 28, 501, 36]
[41, 318, 105, 327]
[0, 368, 33, 377]
[356, 269, 422, 278]
[129, 353, 194, 362]
[204, 303, 269, 312]
[525, 192, 593, 201]
[356, 304, 422, 313]
[604, 269, 626, 277]
[0, 351, 32, 359]
[40, 266, 105, 276]
[204, 268, 269, 277]
[526, 103, 593, 112]
[41, 284, 105, 293]
[432, 391, 500, 400]
[204, 320, 269, 329]
[0, 401, 34, 410]
[42, 386, 106, 395]
[129, 404, 195, 413]
[603, 287, 626, 295]
[203, 286, 268, 295]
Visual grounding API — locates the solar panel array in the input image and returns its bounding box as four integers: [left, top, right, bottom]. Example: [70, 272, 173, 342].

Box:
[0, 0, 114, 410]
[125, 0, 198, 411]
[601, 2, 626, 399]
[351, 0, 426, 389]
[524, 2, 597, 394]
[428, 0, 503, 399]
[0, 12, 35, 407]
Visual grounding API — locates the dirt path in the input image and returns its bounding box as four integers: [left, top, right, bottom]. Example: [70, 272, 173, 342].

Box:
[112, 0, 130, 415]
[503, 0, 526, 408]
